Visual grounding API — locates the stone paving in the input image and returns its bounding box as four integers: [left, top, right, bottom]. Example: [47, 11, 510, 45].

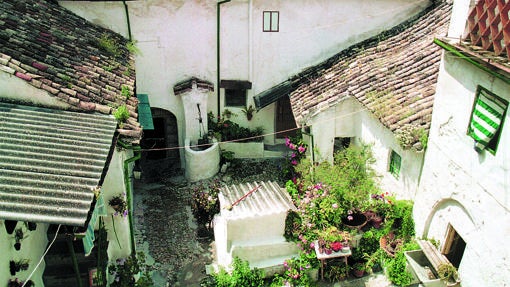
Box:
[132, 158, 397, 287]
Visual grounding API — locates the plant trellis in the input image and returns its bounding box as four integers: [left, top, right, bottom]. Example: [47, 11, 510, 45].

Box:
[469, 89, 507, 152]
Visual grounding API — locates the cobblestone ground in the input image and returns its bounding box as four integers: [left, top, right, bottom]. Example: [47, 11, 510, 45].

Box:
[133, 158, 287, 286]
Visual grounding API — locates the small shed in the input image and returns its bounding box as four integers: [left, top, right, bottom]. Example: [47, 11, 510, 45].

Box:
[213, 181, 299, 274]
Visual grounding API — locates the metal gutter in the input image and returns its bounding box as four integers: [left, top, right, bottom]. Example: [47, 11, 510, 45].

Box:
[434, 38, 510, 85]
[123, 0, 132, 41]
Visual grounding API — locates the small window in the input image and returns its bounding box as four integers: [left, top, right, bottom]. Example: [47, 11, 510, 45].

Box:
[221, 80, 252, 107]
[263, 11, 279, 32]
[225, 89, 247, 107]
[467, 86, 508, 154]
[389, 150, 401, 179]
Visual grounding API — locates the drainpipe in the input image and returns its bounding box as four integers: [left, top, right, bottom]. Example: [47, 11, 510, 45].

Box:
[302, 126, 315, 181]
[217, 0, 231, 118]
[117, 139, 141, 254]
[122, 1, 132, 41]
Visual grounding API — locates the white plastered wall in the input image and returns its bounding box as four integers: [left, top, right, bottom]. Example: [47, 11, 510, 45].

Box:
[414, 52, 510, 287]
[60, 0, 431, 165]
[308, 97, 424, 199]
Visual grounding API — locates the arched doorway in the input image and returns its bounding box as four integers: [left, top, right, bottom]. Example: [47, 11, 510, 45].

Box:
[139, 108, 180, 181]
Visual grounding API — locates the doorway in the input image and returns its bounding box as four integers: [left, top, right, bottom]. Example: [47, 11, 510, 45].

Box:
[139, 108, 180, 180]
[442, 224, 466, 268]
[275, 96, 297, 139]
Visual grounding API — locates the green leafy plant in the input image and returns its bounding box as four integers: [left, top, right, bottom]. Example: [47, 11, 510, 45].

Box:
[208, 113, 264, 143]
[191, 179, 222, 225]
[98, 33, 121, 57]
[437, 262, 459, 283]
[385, 241, 419, 286]
[270, 257, 316, 287]
[220, 149, 235, 165]
[204, 257, 264, 287]
[126, 40, 142, 55]
[121, 85, 131, 99]
[108, 252, 153, 287]
[114, 105, 130, 124]
[241, 105, 257, 120]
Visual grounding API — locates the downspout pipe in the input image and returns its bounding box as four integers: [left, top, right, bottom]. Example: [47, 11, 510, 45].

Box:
[217, 0, 231, 118]
[117, 139, 141, 254]
[123, 1, 132, 41]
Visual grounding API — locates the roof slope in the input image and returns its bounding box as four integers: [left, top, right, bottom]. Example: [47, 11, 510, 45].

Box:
[0, 0, 141, 140]
[0, 102, 117, 226]
[219, 181, 296, 219]
[287, 1, 451, 146]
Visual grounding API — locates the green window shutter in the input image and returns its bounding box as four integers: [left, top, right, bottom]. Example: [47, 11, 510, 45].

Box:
[137, 94, 154, 130]
[389, 150, 401, 179]
[468, 88, 507, 152]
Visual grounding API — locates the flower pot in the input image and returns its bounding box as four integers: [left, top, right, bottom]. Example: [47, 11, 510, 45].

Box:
[342, 213, 367, 229]
[353, 269, 365, 278]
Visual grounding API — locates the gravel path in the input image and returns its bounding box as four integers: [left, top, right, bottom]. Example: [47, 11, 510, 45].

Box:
[133, 158, 287, 286]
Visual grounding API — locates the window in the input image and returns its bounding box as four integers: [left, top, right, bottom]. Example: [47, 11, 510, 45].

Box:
[263, 11, 279, 32]
[467, 86, 508, 154]
[225, 89, 246, 107]
[220, 80, 252, 107]
[389, 150, 401, 179]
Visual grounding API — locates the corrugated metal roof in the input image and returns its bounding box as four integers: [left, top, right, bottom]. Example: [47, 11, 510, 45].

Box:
[219, 181, 296, 219]
[0, 102, 117, 226]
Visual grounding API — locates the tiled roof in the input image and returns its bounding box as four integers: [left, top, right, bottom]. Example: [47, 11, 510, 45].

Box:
[464, 0, 510, 61]
[287, 1, 452, 144]
[0, 101, 117, 226]
[0, 0, 141, 141]
[219, 181, 296, 219]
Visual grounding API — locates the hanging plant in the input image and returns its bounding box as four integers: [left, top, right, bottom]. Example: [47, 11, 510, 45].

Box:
[109, 193, 128, 217]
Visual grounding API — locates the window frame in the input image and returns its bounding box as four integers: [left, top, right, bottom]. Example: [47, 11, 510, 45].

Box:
[263, 11, 279, 32]
[389, 150, 401, 179]
[467, 85, 508, 155]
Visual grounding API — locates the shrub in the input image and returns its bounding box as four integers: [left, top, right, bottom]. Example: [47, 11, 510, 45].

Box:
[202, 257, 264, 287]
[108, 252, 153, 287]
[385, 241, 419, 286]
[114, 105, 130, 124]
[191, 179, 222, 225]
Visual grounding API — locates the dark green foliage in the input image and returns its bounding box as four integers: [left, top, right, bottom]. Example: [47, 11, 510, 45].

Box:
[386, 241, 420, 286]
[201, 257, 265, 287]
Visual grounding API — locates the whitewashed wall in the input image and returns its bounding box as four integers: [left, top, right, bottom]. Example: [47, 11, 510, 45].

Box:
[61, 0, 430, 166]
[415, 51, 510, 287]
[0, 221, 48, 287]
[308, 97, 424, 199]
[102, 148, 134, 260]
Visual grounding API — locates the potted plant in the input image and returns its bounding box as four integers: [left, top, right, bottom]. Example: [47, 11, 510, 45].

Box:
[352, 262, 367, 278]
[109, 194, 128, 217]
[437, 262, 460, 286]
[241, 105, 256, 121]
[14, 228, 24, 251]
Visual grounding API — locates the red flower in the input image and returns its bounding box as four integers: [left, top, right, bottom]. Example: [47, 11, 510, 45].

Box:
[331, 241, 343, 252]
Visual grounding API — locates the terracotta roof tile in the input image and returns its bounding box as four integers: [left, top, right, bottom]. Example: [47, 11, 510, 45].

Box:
[0, 0, 141, 141]
[288, 1, 452, 146]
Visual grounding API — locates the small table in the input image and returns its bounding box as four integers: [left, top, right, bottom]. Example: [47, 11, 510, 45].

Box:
[314, 241, 351, 280]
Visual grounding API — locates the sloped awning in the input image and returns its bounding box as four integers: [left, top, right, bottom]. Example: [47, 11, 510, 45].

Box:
[0, 102, 117, 226]
[253, 81, 294, 110]
[219, 181, 296, 219]
[137, 94, 154, 130]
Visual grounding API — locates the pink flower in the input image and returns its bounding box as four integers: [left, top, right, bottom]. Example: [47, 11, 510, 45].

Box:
[298, 145, 306, 153]
[310, 242, 315, 249]
[291, 152, 297, 158]
[331, 242, 343, 252]
[332, 203, 338, 209]
[291, 160, 298, 165]
[347, 215, 353, 221]
[285, 137, 291, 147]
[288, 143, 296, 150]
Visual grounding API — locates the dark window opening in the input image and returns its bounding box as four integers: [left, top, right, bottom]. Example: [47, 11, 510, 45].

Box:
[442, 224, 466, 268]
[389, 150, 401, 179]
[334, 137, 351, 153]
[225, 89, 247, 107]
